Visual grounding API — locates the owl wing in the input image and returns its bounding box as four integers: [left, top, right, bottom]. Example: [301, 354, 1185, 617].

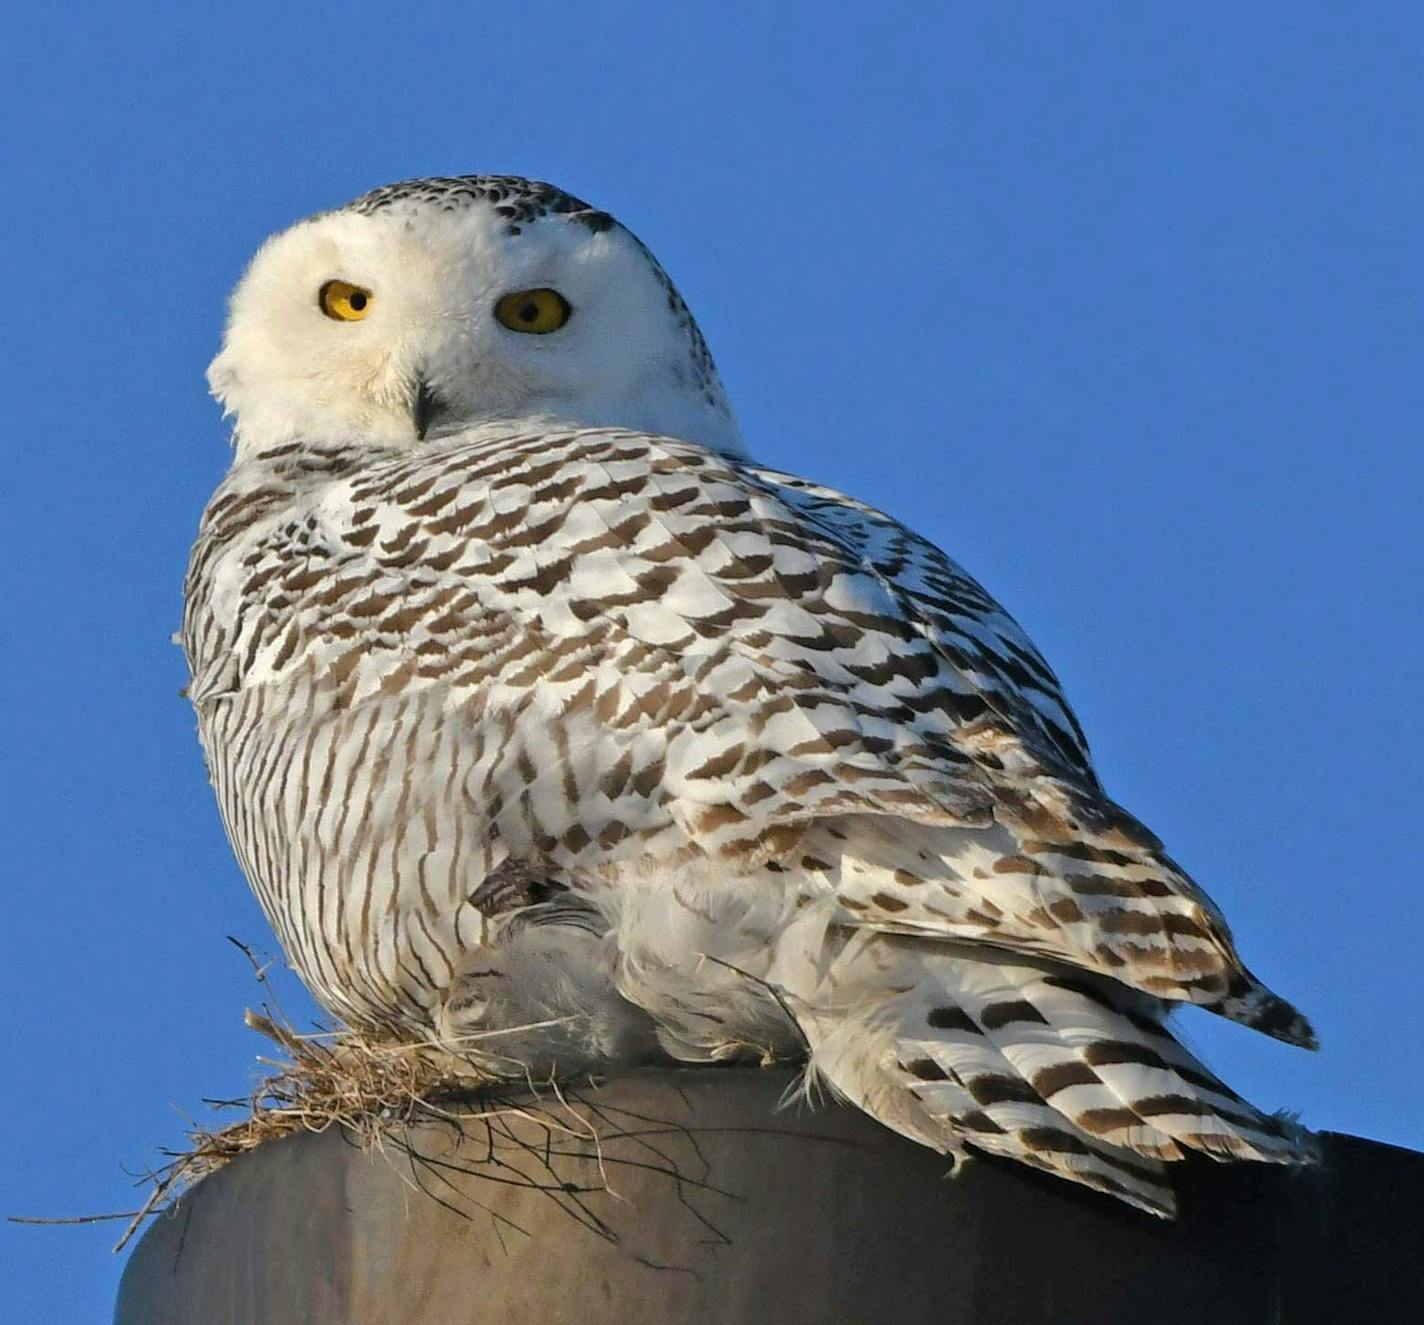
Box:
[755, 469, 1098, 788]
[184, 426, 1309, 1044]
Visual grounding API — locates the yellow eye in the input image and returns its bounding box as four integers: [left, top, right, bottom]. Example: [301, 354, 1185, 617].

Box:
[318, 279, 374, 321]
[494, 287, 572, 334]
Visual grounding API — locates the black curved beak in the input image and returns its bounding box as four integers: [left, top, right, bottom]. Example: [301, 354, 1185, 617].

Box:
[412, 378, 446, 441]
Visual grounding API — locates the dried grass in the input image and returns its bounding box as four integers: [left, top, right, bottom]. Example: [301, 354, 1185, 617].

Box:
[110, 1008, 734, 1257]
[116, 1012, 493, 1247]
[12, 942, 745, 1259]
[104, 934, 615, 1252]
[10, 942, 591, 1251]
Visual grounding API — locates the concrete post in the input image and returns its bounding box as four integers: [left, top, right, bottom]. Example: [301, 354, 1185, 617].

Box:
[116, 1067, 1422, 1324]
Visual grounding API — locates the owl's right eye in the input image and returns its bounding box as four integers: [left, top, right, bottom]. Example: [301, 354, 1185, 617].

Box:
[319, 280, 374, 321]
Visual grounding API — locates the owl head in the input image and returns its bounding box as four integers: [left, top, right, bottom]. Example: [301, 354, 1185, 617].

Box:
[208, 176, 743, 460]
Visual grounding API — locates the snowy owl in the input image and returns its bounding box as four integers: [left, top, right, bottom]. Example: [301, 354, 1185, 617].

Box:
[184, 175, 1316, 1215]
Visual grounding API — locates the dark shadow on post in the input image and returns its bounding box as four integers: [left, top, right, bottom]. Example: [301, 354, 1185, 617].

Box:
[115, 1067, 1424, 1324]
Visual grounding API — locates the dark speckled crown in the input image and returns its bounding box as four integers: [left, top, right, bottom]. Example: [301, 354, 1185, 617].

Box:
[345, 175, 616, 235]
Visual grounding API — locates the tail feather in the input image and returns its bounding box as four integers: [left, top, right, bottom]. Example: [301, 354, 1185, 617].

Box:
[984, 965, 1308, 1163]
[1219, 975, 1319, 1050]
[801, 814, 1317, 1048]
[788, 930, 1316, 1217]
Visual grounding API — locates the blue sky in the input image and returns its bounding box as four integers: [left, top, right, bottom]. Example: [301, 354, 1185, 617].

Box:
[2, 4, 1420, 1319]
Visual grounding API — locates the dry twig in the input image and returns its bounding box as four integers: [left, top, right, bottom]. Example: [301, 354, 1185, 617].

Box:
[10, 939, 743, 1261]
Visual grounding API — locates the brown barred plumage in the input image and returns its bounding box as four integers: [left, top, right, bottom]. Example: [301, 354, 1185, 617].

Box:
[185, 177, 1317, 1214]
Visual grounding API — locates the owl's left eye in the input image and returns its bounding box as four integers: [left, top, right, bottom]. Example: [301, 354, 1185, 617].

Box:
[319, 280, 374, 321]
[494, 288, 573, 334]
